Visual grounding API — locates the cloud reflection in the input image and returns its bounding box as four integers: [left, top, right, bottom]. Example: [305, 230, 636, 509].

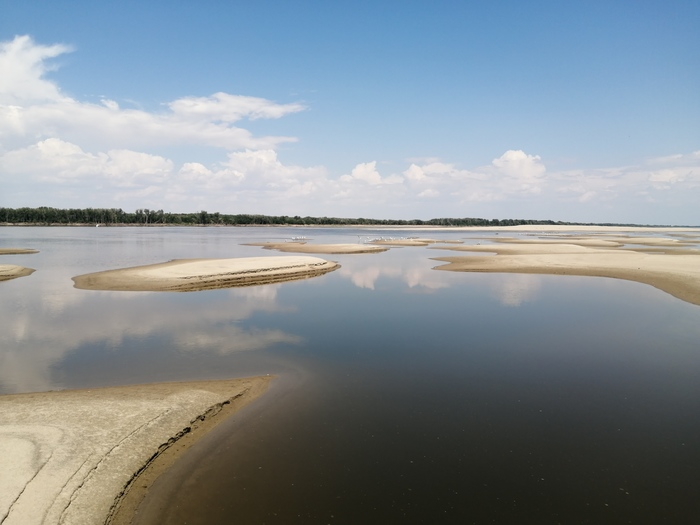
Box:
[0, 280, 299, 394]
[337, 253, 452, 291]
[490, 274, 542, 307]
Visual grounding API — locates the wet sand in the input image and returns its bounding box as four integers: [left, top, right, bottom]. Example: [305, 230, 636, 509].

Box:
[72, 256, 339, 291]
[0, 377, 272, 525]
[0, 265, 35, 281]
[245, 242, 388, 254]
[432, 236, 700, 306]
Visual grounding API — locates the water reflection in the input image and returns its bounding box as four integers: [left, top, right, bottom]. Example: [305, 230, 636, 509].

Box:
[0, 280, 300, 394]
[337, 250, 451, 291]
[490, 273, 542, 306]
[3, 228, 700, 523]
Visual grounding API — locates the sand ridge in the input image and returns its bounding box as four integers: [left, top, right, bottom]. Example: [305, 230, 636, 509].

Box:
[432, 238, 700, 306]
[245, 242, 388, 254]
[72, 256, 339, 291]
[0, 248, 39, 255]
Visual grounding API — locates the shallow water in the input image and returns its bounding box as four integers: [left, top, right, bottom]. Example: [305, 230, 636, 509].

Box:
[2, 227, 700, 523]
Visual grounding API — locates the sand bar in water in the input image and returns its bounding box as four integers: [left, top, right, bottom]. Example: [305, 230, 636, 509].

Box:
[0, 248, 39, 255]
[245, 242, 388, 254]
[432, 240, 700, 306]
[72, 256, 339, 291]
[0, 265, 35, 281]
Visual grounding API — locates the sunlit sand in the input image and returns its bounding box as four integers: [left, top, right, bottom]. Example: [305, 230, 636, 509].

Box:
[368, 238, 462, 246]
[0, 377, 272, 525]
[432, 234, 700, 306]
[0, 248, 39, 255]
[0, 265, 35, 281]
[72, 256, 339, 291]
[245, 242, 388, 254]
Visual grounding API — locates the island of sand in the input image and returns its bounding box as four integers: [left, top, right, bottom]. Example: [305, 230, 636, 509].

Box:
[431, 232, 700, 306]
[245, 241, 388, 254]
[0, 248, 39, 255]
[72, 256, 339, 291]
[0, 265, 35, 282]
[0, 376, 272, 525]
[369, 238, 464, 247]
[0, 248, 38, 282]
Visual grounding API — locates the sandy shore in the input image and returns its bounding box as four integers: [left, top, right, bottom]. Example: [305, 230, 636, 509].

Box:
[0, 376, 272, 525]
[72, 256, 339, 291]
[245, 242, 388, 254]
[432, 235, 700, 306]
[0, 265, 35, 281]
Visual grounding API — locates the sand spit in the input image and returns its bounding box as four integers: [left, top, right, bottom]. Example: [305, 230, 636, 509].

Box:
[432, 242, 700, 306]
[246, 242, 388, 254]
[369, 238, 464, 247]
[72, 256, 339, 291]
[0, 377, 272, 525]
[516, 235, 696, 248]
[0, 248, 39, 255]
[0, 265, 35, 281]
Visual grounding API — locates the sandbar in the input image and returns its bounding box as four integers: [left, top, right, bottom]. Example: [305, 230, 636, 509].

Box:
[245, 242, 388, 254]
[0, 265, 35, 282]
[432, 241, 700, 306]
[369, 238, 463, 246]
[0, 248, 39, 255]
[502, 235, 696, 248]
[72, 256, 339, 291]
[0, 376, 272, 525]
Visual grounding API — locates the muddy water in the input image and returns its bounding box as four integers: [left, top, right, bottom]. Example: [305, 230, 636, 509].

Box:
[2, 227, 700, 523]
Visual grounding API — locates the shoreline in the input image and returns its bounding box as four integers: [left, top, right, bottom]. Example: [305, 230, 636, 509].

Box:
[0, 376, 273, 525]
[3, 223, 700, 232]
[432, 236, 700, 306]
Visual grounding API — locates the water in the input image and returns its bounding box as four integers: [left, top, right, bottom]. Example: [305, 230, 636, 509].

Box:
[2, 227, 700, 523]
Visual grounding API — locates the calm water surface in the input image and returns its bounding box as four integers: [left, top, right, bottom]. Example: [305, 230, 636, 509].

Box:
[1, 227, 700, 524]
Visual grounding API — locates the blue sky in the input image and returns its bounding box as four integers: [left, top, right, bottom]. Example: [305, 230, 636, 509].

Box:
[1, 1, 698, 224]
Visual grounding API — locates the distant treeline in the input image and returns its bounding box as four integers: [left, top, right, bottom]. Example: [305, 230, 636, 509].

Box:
[0, 206, 677, 228]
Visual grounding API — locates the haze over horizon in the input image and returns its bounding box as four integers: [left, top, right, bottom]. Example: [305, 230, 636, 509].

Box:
[1, 1, 698, 225]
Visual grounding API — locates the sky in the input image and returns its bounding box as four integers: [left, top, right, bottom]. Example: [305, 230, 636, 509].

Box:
[0, 1, 698, 224]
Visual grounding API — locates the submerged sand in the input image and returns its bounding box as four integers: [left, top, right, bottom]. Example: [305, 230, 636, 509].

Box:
[246, 242, 388, 254]
[0, 377, 272, 525]
[0, 265, 35, 282]
[432, 236, 700, 306]
[72, 256, 339, 291]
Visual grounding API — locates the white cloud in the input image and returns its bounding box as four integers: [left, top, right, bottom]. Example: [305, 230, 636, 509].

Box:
[0, 35, 697, 223]
[169, 92, 305, 122]
[0, 138, 172, 187]
[0, 35, 72, 105]
[340, 161, 403, 185]
[492, 150, 545, 179]
[491, 149, 546, 193]
[0, 35, 303, 154]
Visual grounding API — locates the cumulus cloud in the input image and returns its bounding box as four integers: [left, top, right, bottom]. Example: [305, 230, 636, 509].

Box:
[341, 161, 403, 185]
[491, 149, 546, 193]
[0, 35, 72, 104]
[0, 35, 696, 223]
[0, 138, 172, 187]
[0, 35, 304, 154]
